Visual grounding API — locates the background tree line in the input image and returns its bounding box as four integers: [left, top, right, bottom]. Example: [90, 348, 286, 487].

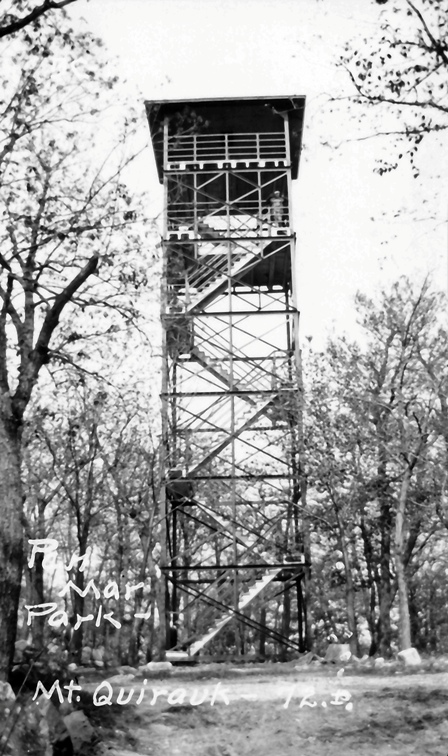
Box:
[0, 0, 157, 680]
[15, 277, 447, 670]
[303, 278, 447, 657]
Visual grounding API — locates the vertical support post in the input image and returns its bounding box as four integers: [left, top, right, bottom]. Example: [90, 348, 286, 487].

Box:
[159, 247, 170, 658]
[225, 165, 241, 656]
[284, 112, 309, 650]
[296, 578, 304, 652]
[159, 116, 171, 656]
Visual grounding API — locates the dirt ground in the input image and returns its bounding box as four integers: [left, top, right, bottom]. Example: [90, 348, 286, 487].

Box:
[85, 663, 448, 756]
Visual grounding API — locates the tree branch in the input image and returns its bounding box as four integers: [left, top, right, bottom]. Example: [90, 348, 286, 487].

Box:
[0, 0, 77, 39]
[35, 254, 99, 358]
[13, 254, 98, 418]
[344, 64, 448, 114]
[0, 280, 23, 339]
[406, 0, 448, 67]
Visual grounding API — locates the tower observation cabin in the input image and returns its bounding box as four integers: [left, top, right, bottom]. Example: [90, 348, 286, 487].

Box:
[146, 96, 309, 659]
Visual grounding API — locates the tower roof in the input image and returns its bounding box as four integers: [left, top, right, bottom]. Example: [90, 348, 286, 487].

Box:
[145, 96, 306, 182]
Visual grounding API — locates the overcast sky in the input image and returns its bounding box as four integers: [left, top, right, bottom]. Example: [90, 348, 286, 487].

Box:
[71, 0, 447, 345]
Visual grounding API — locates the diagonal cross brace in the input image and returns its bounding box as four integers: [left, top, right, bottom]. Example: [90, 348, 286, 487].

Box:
[189, 567, 283, 655]
[186, 397, 276, 478]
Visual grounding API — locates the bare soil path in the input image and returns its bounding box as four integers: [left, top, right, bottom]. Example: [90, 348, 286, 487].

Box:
[86, 664, 448, 756]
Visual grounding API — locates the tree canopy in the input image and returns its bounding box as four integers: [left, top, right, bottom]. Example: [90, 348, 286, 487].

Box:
[304, 277, 447, 655]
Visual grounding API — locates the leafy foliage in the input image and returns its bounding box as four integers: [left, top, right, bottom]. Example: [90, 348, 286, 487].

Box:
[0, 12, 151, 409]
[304, 277, 448, 653]
[340, 0, 448, 174]
[0, 0, 77, 40]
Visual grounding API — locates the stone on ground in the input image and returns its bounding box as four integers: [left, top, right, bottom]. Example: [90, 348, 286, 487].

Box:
[81, 645, 92, 665]
[295, 652, 323, 666]
[325, 643, 351, 663]
[397, 647, 422, 666]
[0, 681, 15, 701]
[91, 646, 105, 662]
[141, 660, 173, 673]
[106, 673, 136, 684]
[118, 665, 139, 675]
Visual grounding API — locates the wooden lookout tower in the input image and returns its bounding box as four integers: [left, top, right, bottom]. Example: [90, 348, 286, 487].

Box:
[146, 96, 309, 659]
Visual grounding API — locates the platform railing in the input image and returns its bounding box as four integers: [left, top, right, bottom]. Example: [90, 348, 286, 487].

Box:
[165, 206, 291, 233]
[166, 132, 288, 166]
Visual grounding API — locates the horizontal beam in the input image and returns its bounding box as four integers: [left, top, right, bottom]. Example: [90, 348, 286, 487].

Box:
[175, 309, 298, 317]
[175, 425, 289, 434]
[164, 235, 294, 244]
[164, 165, 291, 174]
[161, 389, 294, 397]
[177, 355, 294, 362]
[161, 561, 306, 571]
[174, 579, 217, 584]
[177, 474, 292, 480]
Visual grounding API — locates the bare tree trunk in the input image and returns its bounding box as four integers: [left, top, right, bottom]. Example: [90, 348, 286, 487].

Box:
[279, 589, 291, 661]
[298, 472, 313, 650]
[146, 554, 166, 661]
[68, 524, 90, 664]
[128, 529, 151, 665]
[25, 498, 50, 648]
[0, 414, 23, 681]
[333, 503, 360, 656]
[359, 515, 379, 655]
[395, 468, 412, 650]
[370, 412, 393, 657]
[377, 462, 393, 657]
[344, 558, 360, 657]
[27, 553, 45, 648]
[71, 562, 86, 663]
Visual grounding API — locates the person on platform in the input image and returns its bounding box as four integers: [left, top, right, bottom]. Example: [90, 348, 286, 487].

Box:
[267, 190, 285, 227]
